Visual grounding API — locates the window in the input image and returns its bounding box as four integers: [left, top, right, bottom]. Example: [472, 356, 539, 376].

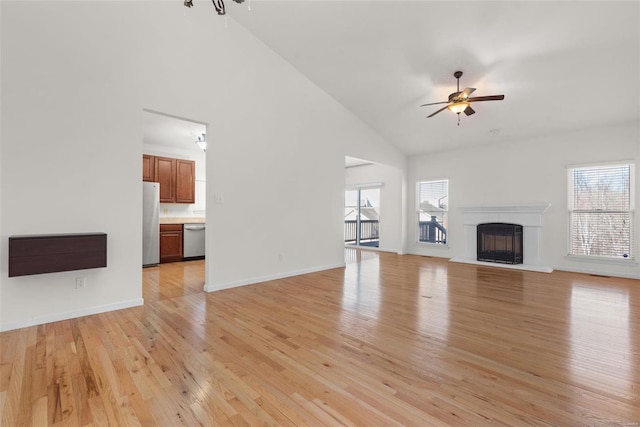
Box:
[417, 180, 448, 244]
[568, 163, 634, 259]
[344, 187, 380, 248]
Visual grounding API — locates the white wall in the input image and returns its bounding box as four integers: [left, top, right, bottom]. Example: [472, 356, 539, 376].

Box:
[1, 2, 145, 331]
[0, 2, 3, 322]
[143, 143, 206, 218]
[345, 163, 404, 253]
[408, 122, 640, 278]
[0, 1, 402, 330]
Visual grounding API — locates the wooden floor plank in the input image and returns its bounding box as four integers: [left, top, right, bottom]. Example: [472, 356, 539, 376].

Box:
[1, 251, 639, 425]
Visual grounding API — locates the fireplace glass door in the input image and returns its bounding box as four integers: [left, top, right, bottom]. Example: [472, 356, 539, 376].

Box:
[477, 223, 523, 264]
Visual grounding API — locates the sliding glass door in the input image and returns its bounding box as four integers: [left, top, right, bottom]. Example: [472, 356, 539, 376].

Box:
[344, 188, 380, 247]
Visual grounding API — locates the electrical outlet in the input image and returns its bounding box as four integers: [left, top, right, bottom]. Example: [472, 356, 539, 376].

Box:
[75, 277, 86, 289]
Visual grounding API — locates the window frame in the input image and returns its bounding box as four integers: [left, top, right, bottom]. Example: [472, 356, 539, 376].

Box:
[416, 179, 449, 246]
[567, 162, 635, 262]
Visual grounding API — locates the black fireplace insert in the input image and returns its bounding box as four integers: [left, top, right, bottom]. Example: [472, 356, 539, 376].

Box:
[477, 223, 523, 264]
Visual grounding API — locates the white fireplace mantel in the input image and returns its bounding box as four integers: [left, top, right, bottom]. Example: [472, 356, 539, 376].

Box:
[451, 203, 553, 273]
[459, 203, 551, 227]
[459, 204, 551, 213]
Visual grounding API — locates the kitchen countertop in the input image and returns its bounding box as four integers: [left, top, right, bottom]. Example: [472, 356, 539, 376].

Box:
[159, 217, 205, 224]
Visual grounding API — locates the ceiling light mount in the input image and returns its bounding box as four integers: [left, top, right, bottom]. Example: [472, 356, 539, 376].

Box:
[184, 0, 245, 16]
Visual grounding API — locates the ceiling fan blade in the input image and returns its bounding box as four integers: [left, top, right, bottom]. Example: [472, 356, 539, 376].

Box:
[467, 95, 505, 102]
[461, 87, 476, 98]
[464, 106, 475, 116]
[420, 101, 449, 107]
[427, 105, 449, 118]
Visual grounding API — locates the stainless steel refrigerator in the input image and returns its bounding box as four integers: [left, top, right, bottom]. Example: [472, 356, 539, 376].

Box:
[142, 182, 160, 266]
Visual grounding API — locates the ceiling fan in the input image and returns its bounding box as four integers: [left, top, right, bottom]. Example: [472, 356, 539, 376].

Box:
[421, 71, 504, 122]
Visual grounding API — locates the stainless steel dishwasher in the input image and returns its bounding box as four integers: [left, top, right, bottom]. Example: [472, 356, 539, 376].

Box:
[183, 223, 206, 259]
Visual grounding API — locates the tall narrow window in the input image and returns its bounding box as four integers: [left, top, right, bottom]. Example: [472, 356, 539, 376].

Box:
[417, 180, 448, 244]
[568, 163, 634, 259]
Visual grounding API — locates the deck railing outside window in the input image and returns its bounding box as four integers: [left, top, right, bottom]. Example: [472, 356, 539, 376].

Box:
[344, 220, 379, 243]
[418, 216, 447, 244]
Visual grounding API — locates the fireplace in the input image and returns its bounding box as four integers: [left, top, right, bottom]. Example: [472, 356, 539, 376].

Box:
[477, 223, 523, 264]
[452, 204, 551, 272]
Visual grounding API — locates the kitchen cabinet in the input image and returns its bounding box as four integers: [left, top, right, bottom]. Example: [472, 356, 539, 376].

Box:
[159, 224, 183, 263]
[144, 155, 195, 204]
[142, 155, 155, 182]
[176, 159, 195, 203]
[154, 156, 176, 203]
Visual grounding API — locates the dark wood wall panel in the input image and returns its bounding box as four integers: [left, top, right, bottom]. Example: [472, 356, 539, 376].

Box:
[9, 233, 107, 277]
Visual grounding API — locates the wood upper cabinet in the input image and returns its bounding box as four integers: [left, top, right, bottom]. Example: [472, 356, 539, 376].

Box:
[142, 154, 155, 182]
[154, 156, 176, 203]
[159, 224, 183, 263]
[175, 159, 195, 204]
[144, 155, 196, 204]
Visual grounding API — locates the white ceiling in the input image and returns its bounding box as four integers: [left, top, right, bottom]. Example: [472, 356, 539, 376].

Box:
[229, 0, 640, 157]
[143, 110, 207, 151]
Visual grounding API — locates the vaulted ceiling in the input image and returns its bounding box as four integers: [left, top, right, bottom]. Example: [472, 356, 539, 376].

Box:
[228, 1, 640, 156]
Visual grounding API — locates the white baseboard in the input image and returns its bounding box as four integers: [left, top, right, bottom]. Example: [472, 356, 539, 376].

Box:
[204, 262, 346, 293]
[449, 257, 554, 273]
[345, 245, 399, 254]
[553, 265, 640, 279]
[0, 298, 145, 332]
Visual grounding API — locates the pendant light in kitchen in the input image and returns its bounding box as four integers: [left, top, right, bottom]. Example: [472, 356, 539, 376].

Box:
[195, 134, 206, 151]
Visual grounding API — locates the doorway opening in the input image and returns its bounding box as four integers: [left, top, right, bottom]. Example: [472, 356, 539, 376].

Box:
[344, 187, 380, 248]
[142, 109, 208, 298]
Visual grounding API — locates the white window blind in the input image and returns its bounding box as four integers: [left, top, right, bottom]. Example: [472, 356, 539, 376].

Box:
[568, 164, 634, 259]
[417, 180, 448, 244]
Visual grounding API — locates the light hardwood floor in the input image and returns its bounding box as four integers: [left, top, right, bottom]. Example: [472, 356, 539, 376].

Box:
[1, 251, 638, 426]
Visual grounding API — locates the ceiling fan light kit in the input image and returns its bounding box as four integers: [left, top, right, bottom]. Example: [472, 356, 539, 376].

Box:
[448, 102, 469, 114]
[421, 71, 505, 124]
